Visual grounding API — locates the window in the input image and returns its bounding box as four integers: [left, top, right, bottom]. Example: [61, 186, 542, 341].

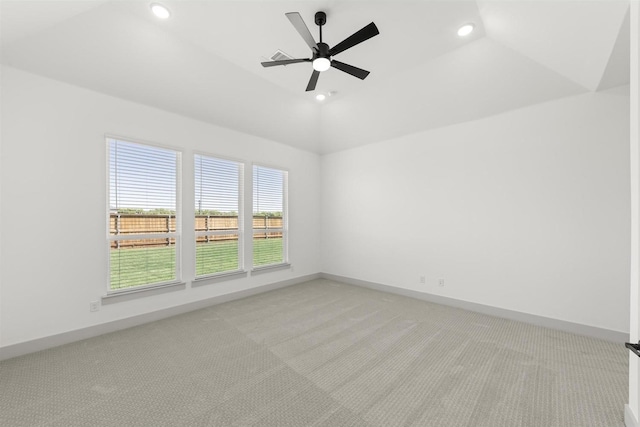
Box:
[107, 137, 181, 291]
[194, 155, 244, 277]
[253, 165, 288, 268]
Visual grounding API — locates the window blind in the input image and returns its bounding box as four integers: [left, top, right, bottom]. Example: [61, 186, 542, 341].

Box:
[194, 155, 243, 277]
[253, 165, 287, 267]
[107, 138, 180, 291]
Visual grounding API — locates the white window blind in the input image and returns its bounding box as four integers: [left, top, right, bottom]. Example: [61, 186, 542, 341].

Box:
[194, 155, 244, 277]
[253, 165, 288, 267]
[107, 137, 181, 291]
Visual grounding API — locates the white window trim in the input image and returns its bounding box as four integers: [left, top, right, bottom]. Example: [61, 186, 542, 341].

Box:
[251, 263, 291, 274]
[192, 269, 248, 286]
[102, 280, 186, 304]
[105, 135, 183, 296]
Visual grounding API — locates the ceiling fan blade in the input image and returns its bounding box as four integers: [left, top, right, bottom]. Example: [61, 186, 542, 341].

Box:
[306, 70, 320, 92]
[286, 12, 318, 51]
[261, 58, 311, 67]
[331, 60, 370, 80]
[329, 22, 379, 57]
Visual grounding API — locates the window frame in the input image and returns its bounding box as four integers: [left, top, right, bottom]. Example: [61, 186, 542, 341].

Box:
[105, 135, 183, 295]
[193, 152, 245, 280]
[251, 163, 289, 271]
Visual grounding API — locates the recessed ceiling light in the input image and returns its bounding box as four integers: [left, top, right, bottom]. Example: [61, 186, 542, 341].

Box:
[457, 24, 474, 37]
[312, 58, 331, 72]
[315, 94, 326, 101]
[151, 3, 171, 19]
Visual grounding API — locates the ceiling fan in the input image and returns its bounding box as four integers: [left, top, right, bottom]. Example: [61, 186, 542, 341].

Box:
[261, 11, 379, 92]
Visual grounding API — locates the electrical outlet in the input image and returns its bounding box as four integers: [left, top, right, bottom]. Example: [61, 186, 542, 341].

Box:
[438, 279, 445, 287]
[419, 276, 426, 284]
[89, 301, 100, 312]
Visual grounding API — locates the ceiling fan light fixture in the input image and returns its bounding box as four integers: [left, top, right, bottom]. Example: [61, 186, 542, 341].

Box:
[457, 23, 474, 37]
[312, 57, 331, 72]
[150, 3, 171, 19]
[261, 11, 379, 91]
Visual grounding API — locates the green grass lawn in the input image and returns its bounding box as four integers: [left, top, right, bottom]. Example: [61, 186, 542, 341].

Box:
[110, 238, 283, 290]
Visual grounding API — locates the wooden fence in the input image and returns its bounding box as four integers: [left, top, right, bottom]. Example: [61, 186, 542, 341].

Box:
[110, 214, 282, 249]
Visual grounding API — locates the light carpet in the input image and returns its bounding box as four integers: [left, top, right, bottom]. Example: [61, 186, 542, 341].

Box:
[0, 279, 628, 426]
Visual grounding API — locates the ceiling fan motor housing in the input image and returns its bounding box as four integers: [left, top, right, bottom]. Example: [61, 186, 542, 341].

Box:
[315, 42, 330, 60]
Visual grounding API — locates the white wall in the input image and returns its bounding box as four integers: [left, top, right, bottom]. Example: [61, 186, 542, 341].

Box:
[0, 66, 321, 348]
[0, 63, 631, 352]
[321, 88, 630, 334]
[627, 2, 639, 425]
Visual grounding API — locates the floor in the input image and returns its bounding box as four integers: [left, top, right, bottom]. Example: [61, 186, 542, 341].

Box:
[0, 279, 628, 426]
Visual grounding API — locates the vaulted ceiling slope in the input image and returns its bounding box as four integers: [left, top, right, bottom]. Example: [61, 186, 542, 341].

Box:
[0, 1, 630, 154]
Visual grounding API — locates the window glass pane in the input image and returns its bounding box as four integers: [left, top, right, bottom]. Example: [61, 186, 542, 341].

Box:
[108, 138, 179, 291]
[195, 156, 239, 216]
[194, 155, 242, 276]
[253, 235, 283, 267]
[111, 214, 176, 237]
[110, 241, 176, 290]
[253, 166, 283, 216]
[109, 139, 176, 213]
[195, 216, 238, 234]
[196, 236, 239, 276]
[253, 165, 287, 267]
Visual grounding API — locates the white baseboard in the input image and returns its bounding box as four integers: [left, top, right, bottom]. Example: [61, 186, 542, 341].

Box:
[320, 273, 628, 344]
[0, 273, 320, 361]
[626, 404, 639, 427]
[1, 271, 628, 361]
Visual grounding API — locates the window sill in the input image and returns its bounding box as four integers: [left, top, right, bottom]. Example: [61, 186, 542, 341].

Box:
[251, 263, 291, 275]
[192, 270, 248, 287]
[102, 281, 186, 305]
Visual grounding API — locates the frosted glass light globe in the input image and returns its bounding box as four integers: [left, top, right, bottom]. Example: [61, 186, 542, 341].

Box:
[313, 57, 331, 72]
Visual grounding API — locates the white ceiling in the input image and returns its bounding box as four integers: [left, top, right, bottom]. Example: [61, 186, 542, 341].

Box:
[0, 0, 631, 154]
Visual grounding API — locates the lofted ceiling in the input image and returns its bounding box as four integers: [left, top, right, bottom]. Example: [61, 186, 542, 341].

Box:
[0, 0, 631, 154]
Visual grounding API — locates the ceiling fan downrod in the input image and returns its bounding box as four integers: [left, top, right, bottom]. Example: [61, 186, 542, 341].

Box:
[315, 11, 326, 44]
